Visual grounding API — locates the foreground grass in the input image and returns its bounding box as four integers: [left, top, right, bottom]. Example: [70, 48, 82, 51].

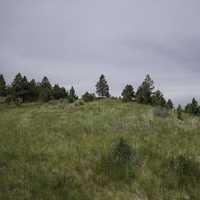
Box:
[0, 99, 200, 200]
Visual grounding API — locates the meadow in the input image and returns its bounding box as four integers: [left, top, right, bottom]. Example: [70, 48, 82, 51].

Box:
[0, 99, 200, 200]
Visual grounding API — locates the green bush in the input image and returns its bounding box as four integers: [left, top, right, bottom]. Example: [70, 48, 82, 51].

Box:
[99, 138, 137, 182]
[82, 92, 95, 102]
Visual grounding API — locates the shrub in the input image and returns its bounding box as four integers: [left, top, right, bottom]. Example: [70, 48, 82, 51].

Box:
[99, 138, 137, 182]
[153, 106, 169, 118]
[111, 138, 135, 164]
[82, 92, 95, 102]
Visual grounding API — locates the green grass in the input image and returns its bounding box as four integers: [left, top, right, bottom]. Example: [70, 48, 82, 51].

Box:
[0, 99, 200, 199]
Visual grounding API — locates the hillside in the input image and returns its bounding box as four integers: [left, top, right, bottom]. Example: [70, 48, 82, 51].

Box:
[0, 99, 200, 200]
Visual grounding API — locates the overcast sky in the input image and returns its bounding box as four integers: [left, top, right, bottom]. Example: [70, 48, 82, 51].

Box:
[0, 0, 200, 105]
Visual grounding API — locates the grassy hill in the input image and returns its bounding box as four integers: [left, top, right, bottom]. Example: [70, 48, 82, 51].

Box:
[0, 99, 200, 200]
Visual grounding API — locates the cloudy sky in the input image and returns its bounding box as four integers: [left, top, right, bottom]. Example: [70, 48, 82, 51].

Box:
[0, 0, 200, 105]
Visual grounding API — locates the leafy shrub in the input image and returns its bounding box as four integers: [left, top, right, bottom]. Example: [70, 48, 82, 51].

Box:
[153, 106, 169, 118]
[111, 138, 135, 164]
[82, 92, 95, 102]
[99, 138, 137, 182]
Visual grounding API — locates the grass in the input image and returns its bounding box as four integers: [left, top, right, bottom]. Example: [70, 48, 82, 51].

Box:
[0, 99, 200, 199]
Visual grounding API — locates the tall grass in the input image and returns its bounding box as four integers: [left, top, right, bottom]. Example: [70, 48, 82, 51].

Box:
[0, 99, 200, 199]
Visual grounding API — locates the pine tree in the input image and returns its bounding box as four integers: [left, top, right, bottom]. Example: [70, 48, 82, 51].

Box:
[39, 76, 52, 102]
[136, 74, 154, 104]
[68, 86, 78, 103]
[191, 98, 199, 115]
[41, 76, 52, 89]
[28, 79, 39, 101]
[185, 98, 199, 115]
[177, 104, 183, 120]
[0, 74, 6, 97]
[151, 90, 166, 107]
[167, 99, 174, 109]
[96, 74, 110, 97]
[12, 73, 24, 100]
[121, 84, 135, 102]
[53, 84, 67, 100]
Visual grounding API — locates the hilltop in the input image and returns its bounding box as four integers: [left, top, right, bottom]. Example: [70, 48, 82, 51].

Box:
[0, 99, 200, 199]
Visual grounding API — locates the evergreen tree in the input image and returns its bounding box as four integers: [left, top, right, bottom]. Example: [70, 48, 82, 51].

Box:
[39, 76, 52, 102]
[68, 86, 78, 103]
[136, 74, 154, 104]
[21, 76, 30, 101]
[167, 99, 174, 109]
[121, 84, 135, 102]
[11, 73, 29, 101]
[0, 74, 6, 97]
[41, 76, 52, 89]
[28, 79, 39, 101]
[191, 98, 199, 115]
[96, 74, 110, 97]
[177, 104, 183, 120]
[151, 90, 166, 107]
[53, 84, 67, 99]
[185, 98, 199, 115]
[82, 92, 95, 102]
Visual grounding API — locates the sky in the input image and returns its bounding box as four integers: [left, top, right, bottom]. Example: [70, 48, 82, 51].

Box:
[0, 0, 200, 105]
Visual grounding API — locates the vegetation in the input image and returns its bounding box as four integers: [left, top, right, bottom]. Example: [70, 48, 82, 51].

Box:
[1, 72, 200, 199]
[121, 85, 135, 102]
[0, 99, 200, 199]
[96, 74, 110, 97]
[82, 92, 96, 102]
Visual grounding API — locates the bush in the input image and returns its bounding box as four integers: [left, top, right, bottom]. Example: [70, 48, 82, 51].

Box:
[82, 92, 95, 102]
[99, 138, 137, 182]
[153, 106, 169, 118]
[111, 138, 135, 164]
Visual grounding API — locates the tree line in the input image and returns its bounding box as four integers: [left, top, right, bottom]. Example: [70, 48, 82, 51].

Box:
[0, 72, 199, 116]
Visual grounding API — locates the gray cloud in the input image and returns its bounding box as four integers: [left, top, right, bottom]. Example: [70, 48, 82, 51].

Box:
[0, 0, 200, 105]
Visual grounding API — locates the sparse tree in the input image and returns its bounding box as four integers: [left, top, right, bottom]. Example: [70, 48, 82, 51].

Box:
[185, 98, 199, 115]
[28, 79, 39, 101]
[41, 76, 52, 89]
[96, 74, 110, 97]
[11, 73, 30, 102]
[39, 76, 52, 102]
[167, 99, 174, 109]
[121, 84, 135, 102]
[151, 90, 166, 107]
[177, 104, 183, 120]
[68, 86, 78, 103]
[0, 74, 6, 97]
[136, 74, 154, 104]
